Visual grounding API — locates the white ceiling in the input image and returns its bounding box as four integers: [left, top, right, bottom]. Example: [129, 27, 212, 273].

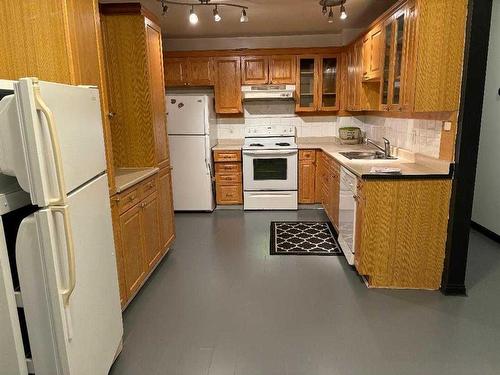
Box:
[100, 0, 397, 39]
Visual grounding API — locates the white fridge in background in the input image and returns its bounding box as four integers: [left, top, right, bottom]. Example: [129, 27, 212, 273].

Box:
[166, 93, 217, 211]
[0, 78, 123, 374]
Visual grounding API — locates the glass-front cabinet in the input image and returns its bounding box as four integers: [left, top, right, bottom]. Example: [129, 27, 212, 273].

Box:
[380, 8, 407, 111]
[296, 55, 339, 112]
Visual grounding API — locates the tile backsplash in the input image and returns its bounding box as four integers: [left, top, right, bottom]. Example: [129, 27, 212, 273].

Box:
[216, 101, 443, 158]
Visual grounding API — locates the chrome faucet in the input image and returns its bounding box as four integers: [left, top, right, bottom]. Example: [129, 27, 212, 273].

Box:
[366, 137, 391, 158]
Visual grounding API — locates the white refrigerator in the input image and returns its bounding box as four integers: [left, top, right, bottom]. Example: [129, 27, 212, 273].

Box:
[166, 93, 217, 211]
[0, 78, 123, 374]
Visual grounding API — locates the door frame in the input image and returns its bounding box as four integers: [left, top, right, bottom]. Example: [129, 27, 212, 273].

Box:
[441, 0, 493, 295]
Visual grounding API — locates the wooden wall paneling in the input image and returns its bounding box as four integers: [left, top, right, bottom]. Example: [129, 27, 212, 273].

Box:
[241, 56, 269, 84]
[145, 18, 169, 165]
[101, 12, 156, 168]
[269, 55, 296, 84]
[413, 0, 467, 112]
[159, 167, 175, 251]
[188, 57, 213, 85]
[214, 57, 242, 114]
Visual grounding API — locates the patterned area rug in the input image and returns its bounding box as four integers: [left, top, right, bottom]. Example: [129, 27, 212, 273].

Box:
[270, 221, 342, 256]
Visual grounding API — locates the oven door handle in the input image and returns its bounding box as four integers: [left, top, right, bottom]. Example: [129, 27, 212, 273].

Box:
[243, 150, 298, 156]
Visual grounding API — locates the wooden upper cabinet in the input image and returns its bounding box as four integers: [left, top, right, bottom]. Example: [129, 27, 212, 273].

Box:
[401, 0, 417, 112]
[214, 57, 242, 114]
[241, 56, 269, 84]
[145, 19, 169, 165]
[318, 55, 340, 111]
[164, 58, 187, 86]
[188, 57, 213, 85]
[362, 25, 382, 82]
[296, 56, 319, 112]
[164, 57, 213, 86]
[269, 55, 296, 84]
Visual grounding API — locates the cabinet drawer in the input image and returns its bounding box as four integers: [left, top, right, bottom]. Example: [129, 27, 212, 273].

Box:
[216, 173, 242, 185]
[214, 150, 241, 162]
[215, 163, 241, 174]
[117, 187, 141, 214]
[216, 185, 243, 204]
[140, 176, 157, 199]
[299, 149, 316, 161]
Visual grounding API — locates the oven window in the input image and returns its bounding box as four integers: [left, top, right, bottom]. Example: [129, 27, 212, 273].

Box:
[253, 158, 287, 180]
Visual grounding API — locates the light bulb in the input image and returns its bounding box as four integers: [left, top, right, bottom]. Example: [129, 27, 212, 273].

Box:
[213, 6, 222, 22]
[240, 9, 248, 23]
[189, 7, 198, 25]
[322, 5, 327, 15]
[340, 4, 347, 20]
[328, 8, 334, 23]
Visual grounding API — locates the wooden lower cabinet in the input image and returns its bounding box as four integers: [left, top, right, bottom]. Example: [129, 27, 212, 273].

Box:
[112, 172, 175, 309]
[214, 150, 243, 205]
[298, 150, 316, 204]
[314, 151, 340, 229]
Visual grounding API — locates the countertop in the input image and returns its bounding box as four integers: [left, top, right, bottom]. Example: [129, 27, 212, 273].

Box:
[115, 167, 159, 193]
[213, 137, 453, 179]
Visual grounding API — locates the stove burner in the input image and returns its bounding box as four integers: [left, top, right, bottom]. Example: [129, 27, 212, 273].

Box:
[250, 143, 264, 147]
[276, 142, 291, 147]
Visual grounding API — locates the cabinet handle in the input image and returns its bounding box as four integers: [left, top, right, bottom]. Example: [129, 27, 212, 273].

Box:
[108, 112, 116, 119]
[129, 196, 135, 202]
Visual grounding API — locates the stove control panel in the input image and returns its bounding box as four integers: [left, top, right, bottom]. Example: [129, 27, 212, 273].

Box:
[245, 125, 296, 137]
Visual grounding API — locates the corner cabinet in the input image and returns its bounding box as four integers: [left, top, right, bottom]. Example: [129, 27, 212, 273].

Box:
[214, 57, 243, 114]
[296, 55, 339, 113]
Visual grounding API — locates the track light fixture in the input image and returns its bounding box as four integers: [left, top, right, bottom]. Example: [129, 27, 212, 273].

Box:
[319, 0, 348, 23]
[159, 0, 249, 24]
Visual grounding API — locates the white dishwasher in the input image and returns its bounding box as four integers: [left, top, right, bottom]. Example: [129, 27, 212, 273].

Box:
[338, 167, 357, 265]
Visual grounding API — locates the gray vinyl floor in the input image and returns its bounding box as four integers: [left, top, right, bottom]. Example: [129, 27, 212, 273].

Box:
[110, 209, 500, 375]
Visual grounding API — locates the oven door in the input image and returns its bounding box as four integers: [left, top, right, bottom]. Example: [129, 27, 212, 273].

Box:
[243, 149, 298, 191]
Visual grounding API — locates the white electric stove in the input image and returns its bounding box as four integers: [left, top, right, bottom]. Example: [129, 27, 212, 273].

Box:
[242, 125, 298, 210]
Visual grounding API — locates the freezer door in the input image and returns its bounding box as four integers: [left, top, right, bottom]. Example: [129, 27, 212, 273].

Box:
[166, 95, 208, 135]
[16, 174, 122, 375]
[0, 78, 106, 207]
[169, 135, 215, 211]
[0, 218, 28, 375]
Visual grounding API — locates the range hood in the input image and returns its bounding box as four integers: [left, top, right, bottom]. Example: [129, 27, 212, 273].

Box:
[241, 85, 295, 100]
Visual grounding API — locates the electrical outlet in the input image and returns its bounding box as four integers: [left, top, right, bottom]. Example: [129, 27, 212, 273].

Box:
[443, 121, 452, 131]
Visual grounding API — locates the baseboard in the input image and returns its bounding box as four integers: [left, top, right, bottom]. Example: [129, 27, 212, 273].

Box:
[441, 283, 467, 296]
[471, 221, 500, 244]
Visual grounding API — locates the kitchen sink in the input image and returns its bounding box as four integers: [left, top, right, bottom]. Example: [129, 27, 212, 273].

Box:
[339, 151, 398, 160]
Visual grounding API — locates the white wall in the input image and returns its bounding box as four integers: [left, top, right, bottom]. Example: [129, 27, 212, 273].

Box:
[472, 0, 500, 234]
[164, 31, 362, 51]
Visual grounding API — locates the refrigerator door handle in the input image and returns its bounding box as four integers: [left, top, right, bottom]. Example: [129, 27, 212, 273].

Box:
[33, 79, 68, 206]
[52, 205, 76, 307]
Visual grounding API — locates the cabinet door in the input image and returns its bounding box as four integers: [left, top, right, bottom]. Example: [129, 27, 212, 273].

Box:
[111, 201, 127, 307]
[331, 168, 340, 228]
[141, 192, 162, 269]
[299, 160, 316, 204]
[362, 36, 371, 79]
[370, 26, 383, 78]
[401, 0, 417, 112]
[214, 57, 242, 114]
[389, 10, 406, 111]
[296, 56, 318, 112]
[380, 20, 394, 110]
[318, 55, 339, 111]
[145, 20, 169, 165]
[120, 205, 146, 298]
[269, 55, 296, 84]
[354, 182, 365, 273]
[164, 58, 187, 86]
[159, 167, 175, 251]
[188, 57, 213, 85]
[241, 56, 269, 84]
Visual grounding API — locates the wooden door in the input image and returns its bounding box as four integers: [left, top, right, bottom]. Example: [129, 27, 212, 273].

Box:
[164, 58, 187, 86]
[369, 26, 383, 79]
[188, 57, 213, 85]
[159, 167, 175, 251]
[141, 192, 162, 269]
[214, 57, 242, 113]
[296, 56, 319, 112]
[120, 205, 146, 297]
[298, 151, 316, 204]
[318, 55, 340, 111]
[241, 56, 269, 84]
[145, 20, 169, 165]
[269, 55, 296, 84]
[401, 0, 417, 112]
